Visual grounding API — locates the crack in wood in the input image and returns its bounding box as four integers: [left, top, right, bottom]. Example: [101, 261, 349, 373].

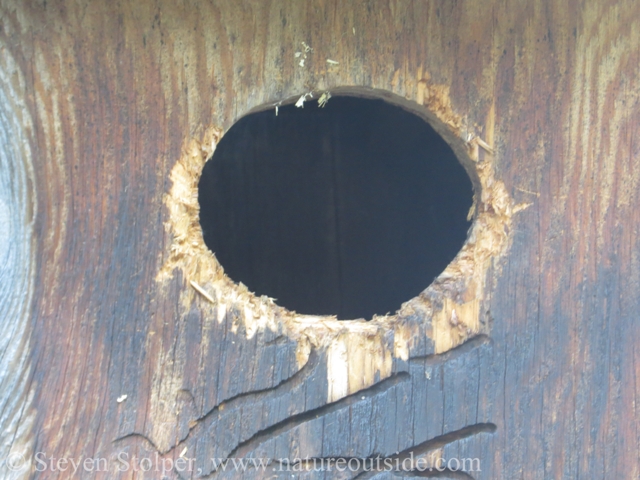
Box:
[203, 423, 495, 479]
[350, 423, 496, 479]
[410, 335, 490, 365]
[117, 335, 493, 478]
[197, 372, 411, 478]
[114, 349, 321, 453]
[263, 335, 289, 347]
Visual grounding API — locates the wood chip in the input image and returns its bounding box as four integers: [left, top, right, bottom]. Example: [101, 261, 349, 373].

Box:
[318, 91, 331, 107]
[190, 280, 215, 303]
[295, 92, 313, 108]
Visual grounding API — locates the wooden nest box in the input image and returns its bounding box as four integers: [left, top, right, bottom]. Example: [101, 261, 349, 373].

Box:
[1, 1, 638, 478]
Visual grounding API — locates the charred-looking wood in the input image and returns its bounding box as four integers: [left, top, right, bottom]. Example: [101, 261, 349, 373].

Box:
[3, 1, 639, 479]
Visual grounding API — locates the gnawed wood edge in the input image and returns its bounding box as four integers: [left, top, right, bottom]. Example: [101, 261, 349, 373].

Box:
[0, 46, 37, 479]
[155, 79, 522, 445]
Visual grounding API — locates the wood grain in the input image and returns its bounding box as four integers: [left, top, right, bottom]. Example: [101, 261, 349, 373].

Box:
[1, 0, 639, 478]
[0, 40, 37, 480]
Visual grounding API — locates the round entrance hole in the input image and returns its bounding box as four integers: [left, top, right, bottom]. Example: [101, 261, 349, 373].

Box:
[198, 95, 473, 320]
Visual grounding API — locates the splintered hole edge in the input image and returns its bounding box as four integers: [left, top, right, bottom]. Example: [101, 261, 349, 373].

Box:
[198, 95, 474, 320]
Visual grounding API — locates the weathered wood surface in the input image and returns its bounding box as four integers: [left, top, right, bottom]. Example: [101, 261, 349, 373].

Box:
[1, 0, 639, 479]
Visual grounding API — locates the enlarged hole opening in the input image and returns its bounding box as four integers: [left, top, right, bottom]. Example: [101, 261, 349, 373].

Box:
[198, 95, 473, 319]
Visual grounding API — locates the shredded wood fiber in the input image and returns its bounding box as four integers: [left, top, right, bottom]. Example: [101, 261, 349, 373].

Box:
[158, 78, 521, 403]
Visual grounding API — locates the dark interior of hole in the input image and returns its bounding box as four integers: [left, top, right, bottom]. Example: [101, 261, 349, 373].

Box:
[198, 96, 473, 319]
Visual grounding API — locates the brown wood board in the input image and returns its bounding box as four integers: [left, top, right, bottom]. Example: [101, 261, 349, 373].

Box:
[0, 1, 639, 478]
